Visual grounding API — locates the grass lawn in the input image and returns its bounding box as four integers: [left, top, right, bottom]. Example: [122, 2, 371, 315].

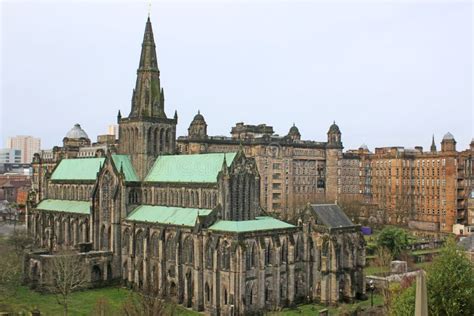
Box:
[1, 286, 384, 316]
[0, 286, 200, 315]
[268, 294, 384, 315]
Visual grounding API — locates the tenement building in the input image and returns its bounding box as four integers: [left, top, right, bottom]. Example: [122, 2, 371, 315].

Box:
[178, 119, 344, 219]
[24, 17, 365, 314]
[178, 111, 474, 235]
[344, 136, 474, 234]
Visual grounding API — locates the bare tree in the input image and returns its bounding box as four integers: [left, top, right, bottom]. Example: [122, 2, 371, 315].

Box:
[91, 296, 114, 316]
[46, 251, 88, 316]
[0, 229, 32, 298]
[8, 229, 33, 256]
[1, 202, 19, 230]
[0, 238, 22, 298]
[122, 288, 176, 316]
[374, 245, 393, 270]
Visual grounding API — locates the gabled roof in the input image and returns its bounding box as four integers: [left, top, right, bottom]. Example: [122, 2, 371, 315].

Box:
[36, 199, 91, 214]
[311, 204, 355, 228]
[209, 216, 295, 233]
[51, 158, 105, 181]
[145, 152, 237, 183]
[111, 154, 138, 182]
[126, 205, 213, 227]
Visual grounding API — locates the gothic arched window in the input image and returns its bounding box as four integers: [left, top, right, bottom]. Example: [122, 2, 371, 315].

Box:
[100, 225, 108, 250]
[246, 284, 253, 306]
[220, 241, 230, 270]
[135, 230, 144, 257]
[166, 235, 176, 262]
[205, 283, 211, 303]
[246, 242, 257, 270]
[205, 240, 213, 269]
[281, 240, 288, 264]
[151, 233, 159, 257]
[295, 236, 304, 261]
[182, 236, 193, 265]
[264, 241, 272, 266]
[122, 228, 130, 255]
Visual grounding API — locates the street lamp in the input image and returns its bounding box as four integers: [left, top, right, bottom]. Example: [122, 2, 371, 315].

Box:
[369, 279, 375, 307]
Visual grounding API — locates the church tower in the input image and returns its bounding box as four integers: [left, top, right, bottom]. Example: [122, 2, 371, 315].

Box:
[118, 17, 177, 179]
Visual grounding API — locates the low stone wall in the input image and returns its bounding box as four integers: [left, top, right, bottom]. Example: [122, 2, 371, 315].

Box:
[23, 249, 115, 291]
[366, 271, 420, 291]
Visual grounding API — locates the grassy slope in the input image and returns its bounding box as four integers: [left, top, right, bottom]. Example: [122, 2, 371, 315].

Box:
[268, 294, 384, 315]
[0, 286, 384, 316]
[0, 286, 199, 316]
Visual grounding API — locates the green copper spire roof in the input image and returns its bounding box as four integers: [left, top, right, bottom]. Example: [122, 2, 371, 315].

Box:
[145, 152, 237, 183]
[126, 205, 212, 227]
[111, 154, 138, 182]
[51, 158, 105, 181]
[36, 199, 91, 214]
[209, 216, 295, 233]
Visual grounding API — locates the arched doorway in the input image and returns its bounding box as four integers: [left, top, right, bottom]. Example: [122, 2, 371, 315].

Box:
[107, 263, 112, 281]
[169, 281, 177, 297]
[91, 265, 102, 284]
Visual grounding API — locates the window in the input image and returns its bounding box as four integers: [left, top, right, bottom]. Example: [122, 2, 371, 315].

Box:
[182, 236, 193, 265]
[135, 230, 144, 257]
[246, 242, 256, 269]
[220, 241, 230, 270]
[166, 235, 176, 262]
[295, 237, 304, 261]
[205, 240, 213, 269]
[264, 242, 272, 265]
[280, 240, 287, 263]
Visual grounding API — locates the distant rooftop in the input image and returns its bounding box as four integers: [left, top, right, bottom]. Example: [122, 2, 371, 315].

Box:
[311, 204, 355, 228]
[65, 123, 89, 139]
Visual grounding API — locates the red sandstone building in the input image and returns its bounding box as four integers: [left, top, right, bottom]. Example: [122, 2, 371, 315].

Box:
[344, 134, 474, 234]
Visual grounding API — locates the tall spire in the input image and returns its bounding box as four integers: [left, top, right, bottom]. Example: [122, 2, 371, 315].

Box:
[430, 134, 437, 153]
[129, 17, 165, 119]
[139, 17, 158, 70]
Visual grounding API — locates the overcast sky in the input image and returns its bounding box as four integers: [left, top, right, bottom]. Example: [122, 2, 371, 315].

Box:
[1, 0, 472, 151]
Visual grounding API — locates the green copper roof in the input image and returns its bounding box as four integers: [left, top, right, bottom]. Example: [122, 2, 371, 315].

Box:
[145, 152, 237, 183]
[209, 216, 295, 233]
[36, 199, 91, 214]
[126, 205, 213, 227]
[51, 158, 105, 181]
[112, 154, 138, 182]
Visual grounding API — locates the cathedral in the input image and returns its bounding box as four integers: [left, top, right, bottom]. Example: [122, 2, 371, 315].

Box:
[25, 17, 365, 315]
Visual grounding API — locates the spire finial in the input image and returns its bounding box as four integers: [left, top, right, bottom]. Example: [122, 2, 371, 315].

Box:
[430, 134, 437, 152]
[293, 122, 295, 127]
[198, 109, 200, 115]
[148, 0, 152, 18]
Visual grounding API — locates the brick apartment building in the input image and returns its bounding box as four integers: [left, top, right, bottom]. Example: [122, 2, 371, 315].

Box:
[344, 134, 474, 234]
